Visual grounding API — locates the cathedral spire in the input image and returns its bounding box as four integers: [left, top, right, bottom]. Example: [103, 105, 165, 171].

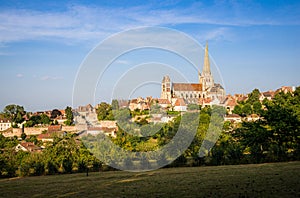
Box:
[201, 41, 214, 90]
[203, 41, 211, 74]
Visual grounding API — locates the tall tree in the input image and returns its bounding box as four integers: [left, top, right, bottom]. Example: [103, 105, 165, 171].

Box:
[64, 106, 73, 126]
[247, 88, 261, 105]
[3, 104, 25, 124]
[111, 99, 119, 110]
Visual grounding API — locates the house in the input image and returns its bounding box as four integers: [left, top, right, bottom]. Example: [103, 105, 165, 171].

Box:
[55, 115, 67, 125]
[78, 104, 94, 113]
[234, 94, 248, 103]
[0, 118, 11, 131]
[15, 142, 41, 152]
[87, 126, 117, 137]
[118, 100, 129, 109]
[276, 86, 295, 94]
[37, 133, 54, 142]
[173, 98, 187, 112]
[129, 97, 150, 111]
[86, 120, 118, 137]
[224, 114, 242, 123]
[156, 98, 171, 110]
[260, 91, 275, 101]
[151, 114, 174, 123]
[199, 98, 212, 107]
[222, 95, 238, 114]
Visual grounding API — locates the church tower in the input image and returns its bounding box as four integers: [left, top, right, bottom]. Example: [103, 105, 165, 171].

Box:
[161, 75, 172, 101]
[200, 42, 214, 91]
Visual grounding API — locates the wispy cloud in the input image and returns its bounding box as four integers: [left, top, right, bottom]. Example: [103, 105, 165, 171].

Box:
[0, 3, 297, 44]
[115, 60, 130, 65]
[16, 73, 23, 78]
[40, 76, 63, 81]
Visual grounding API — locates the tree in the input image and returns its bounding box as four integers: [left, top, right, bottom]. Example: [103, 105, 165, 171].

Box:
[65, 106, 73, 126]
[3, 104, 25, 124]
[111, 99, 119, 110]
[232, 105, 242, 115]
[253, 101, 262, 115]
[40, 114, 51, 125]
[242, 103, 252, 116]
[263, 102, 300, 160]
[50, 109, 62, 119]
[247, 88, 260, 105]
[235, 121, 271, 163]
[29, 115, 41, 125]
[96, 102, 113, 120]
[187, 104, 200, 111]
[21, 132, 27, 140]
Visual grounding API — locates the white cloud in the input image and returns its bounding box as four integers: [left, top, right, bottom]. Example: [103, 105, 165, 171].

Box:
[16, 73, 23, 78]
[0, 4, 293, 44]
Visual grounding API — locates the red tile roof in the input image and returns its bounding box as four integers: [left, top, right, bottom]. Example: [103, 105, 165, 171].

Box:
[157, 99, 171, 104]
[173, 83, 202, 91]
[19, 142, 41, 152]
[37, 133, 52, 139]
[174, 98, 186, 106]
[225, 114, 241, 118]
[262, 91, 275, 98]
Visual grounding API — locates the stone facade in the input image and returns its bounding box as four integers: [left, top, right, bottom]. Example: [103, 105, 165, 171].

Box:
[161, 42, 225, 105]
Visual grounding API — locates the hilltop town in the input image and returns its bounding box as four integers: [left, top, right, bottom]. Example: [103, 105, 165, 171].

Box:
[0, 43, 299, 178]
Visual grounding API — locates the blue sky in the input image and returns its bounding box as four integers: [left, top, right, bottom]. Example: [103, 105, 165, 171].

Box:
[0, 0, 299, 111]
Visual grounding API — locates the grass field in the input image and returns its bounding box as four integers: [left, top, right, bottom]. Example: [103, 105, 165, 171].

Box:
[1, 161, 300, 197]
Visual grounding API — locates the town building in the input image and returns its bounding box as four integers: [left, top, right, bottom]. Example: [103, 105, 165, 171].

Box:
[0, 118, 11, 131]
[15, 142, 42, 152]
[161, 42, 225, 105]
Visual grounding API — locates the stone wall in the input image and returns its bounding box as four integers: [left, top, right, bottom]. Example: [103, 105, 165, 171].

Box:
[62, 126, 76, 132]
[2, 125, 77, 137]
[24, 127, 47, 135]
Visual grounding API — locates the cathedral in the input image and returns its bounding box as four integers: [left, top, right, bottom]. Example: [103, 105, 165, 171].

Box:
[161, 42, 225, 105]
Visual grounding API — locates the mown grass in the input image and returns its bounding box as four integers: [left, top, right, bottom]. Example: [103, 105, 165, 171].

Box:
[1, 161, 300, 197]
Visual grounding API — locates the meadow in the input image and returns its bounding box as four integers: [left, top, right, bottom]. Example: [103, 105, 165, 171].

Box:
[1, 161, 299, 197]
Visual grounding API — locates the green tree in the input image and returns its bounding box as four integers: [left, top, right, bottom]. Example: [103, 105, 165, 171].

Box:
[21, 132, 27, 140]
[3, 104, 26, 124]
[40, 114, 51, 125]
[96, 102, 113, 120]
[50, 109, 61, 119]
[253, 101, 262, 115]
[232, 104, 243, 115]
[235, 121, 271, 163]
[247, 88, 261, 105]
[111, 99, 119, 110]
[187, 104, 200, 111]
[263, 102, 300, 160]
[65, 106, 73, 126]
[29, 115, 42, 125]
[242, 103, 252, 116]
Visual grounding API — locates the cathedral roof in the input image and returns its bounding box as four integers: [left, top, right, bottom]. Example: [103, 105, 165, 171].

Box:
[173, 83, 202, 91]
